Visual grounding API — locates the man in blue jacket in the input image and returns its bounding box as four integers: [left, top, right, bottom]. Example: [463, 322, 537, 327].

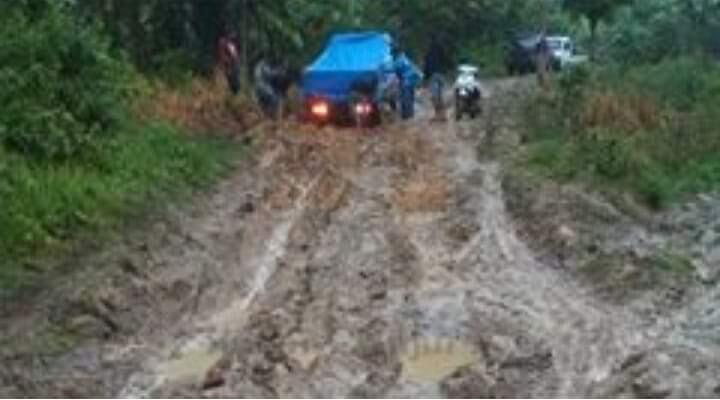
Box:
[390, 46, 422, 120]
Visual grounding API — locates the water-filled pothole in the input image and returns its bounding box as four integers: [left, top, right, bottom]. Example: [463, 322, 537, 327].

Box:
[160, 347, 223, 384]
[400, 339, 479, 382]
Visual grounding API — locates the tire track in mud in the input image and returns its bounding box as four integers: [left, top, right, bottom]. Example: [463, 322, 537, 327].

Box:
[119, 174, 323, 397]
[433, 114, 647, 397]
[116, 81, 653, 397]
[167, 81, 645, 397]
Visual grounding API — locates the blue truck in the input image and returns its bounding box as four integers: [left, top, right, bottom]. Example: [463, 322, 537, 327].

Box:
[301, 31, 418, 127]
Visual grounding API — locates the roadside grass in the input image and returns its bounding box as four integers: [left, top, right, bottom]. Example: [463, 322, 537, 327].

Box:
[139, 73, 261, 136]
[521, 57, 720, 209]
[526, 136, 720, 208]
[578, 249, 696, 301]
[0, 122, 237, 297]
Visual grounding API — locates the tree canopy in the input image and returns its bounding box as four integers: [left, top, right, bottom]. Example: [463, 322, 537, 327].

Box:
[5, 0, 720, 79]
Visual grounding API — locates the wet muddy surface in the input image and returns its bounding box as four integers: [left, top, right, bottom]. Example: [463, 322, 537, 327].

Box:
[2, 79, 720, 398]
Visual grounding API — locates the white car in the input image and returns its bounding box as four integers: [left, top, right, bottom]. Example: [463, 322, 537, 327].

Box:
[546, 36, 588, 70]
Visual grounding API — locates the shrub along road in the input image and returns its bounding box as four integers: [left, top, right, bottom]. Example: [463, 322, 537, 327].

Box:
[2, 80, 720, 397]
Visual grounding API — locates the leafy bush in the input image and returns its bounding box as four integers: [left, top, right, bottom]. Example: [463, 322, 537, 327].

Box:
[606, 57, 720, 112]
[602, 0, 720, 65]
[523, 57, 720, 208]
[0, 2, 239, 295]
[149, 50, 196, 87]
[0, 3, 134, 161]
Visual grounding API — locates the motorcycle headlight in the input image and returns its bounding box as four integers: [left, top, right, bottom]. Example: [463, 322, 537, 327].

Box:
[354, 102, 372, 116]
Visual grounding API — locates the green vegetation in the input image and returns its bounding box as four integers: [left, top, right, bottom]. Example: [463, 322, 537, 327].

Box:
[0, 125, 234, 293]
[68, 0, 577, 80]
[523, 57, 720, 209]
[563, 0, 631, 59]
[0, 2, 236, 295]
[4, 0, 720, 293]
[602, 0, 720, 64]
[520, 1, 720, 209]
[0, 2, 131, 162]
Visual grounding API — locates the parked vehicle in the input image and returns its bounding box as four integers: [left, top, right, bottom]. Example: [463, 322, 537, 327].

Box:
[506, 33, 587, 75]
[454, 64, 482, 120]
[545, 36, 588, 70]
[505, 33, 543, 75]
[301, 32, 414, 127]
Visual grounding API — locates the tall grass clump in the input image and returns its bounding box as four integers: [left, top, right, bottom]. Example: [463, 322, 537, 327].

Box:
[522, 57, 720, 209]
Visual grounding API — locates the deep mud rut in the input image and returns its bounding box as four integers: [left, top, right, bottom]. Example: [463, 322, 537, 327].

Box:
[3, 79, 720, 398]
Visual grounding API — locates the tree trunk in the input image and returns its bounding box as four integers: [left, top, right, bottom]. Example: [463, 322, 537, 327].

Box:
[589, 19, 598, 62]
[241, 0, 250, 89]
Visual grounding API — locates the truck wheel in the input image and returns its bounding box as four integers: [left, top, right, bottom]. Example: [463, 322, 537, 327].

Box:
[373, 109, 382, 127]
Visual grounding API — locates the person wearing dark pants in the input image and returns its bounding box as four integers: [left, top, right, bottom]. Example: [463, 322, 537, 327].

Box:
[424, 35, 451, 121]
[254, 58, 279, 119]
[400, 84, 415, 120]
[227, 62, 240, 95]
[393, 51, 422, 120]
[218, 32, 240, 95]
[428, 74, 445, 121]
[535, 33, 551, 90]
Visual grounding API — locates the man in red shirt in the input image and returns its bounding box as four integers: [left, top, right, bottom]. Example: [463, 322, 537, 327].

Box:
[218, 32, 240, 95]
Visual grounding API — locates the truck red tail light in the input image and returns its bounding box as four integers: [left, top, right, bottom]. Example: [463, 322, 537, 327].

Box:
[310, 100, 330, 119]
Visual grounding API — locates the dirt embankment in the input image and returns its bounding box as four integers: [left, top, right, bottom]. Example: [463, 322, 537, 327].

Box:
[3, 79, 720, 398]
[499, 82, 720, 397]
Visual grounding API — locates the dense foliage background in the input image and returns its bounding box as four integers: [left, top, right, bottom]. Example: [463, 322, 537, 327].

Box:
[2, 0, 720, 292]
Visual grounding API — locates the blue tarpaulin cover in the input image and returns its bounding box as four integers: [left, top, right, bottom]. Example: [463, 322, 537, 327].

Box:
[302, 32, 393, 102]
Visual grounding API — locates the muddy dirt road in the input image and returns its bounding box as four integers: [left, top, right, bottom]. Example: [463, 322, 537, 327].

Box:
[3, 79, 720, 397]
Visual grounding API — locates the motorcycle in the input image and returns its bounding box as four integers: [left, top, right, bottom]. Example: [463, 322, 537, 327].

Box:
[453, 65, 483, 120]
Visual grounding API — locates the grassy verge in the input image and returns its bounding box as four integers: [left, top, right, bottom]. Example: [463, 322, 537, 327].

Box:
[520, 57, 720, 209]
[578, 249, 696, 302]
[525, 136, 720, 208]
[0, 122, 237, 297]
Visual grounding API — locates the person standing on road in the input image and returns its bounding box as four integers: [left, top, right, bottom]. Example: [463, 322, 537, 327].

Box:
[217, 31, 241, 95]
[254, 55, 280, 119]
[424, 35, 450, 121]
[392, 46, 422, 120]
[269, 61, 300, 120]
[535, 33, 551, 90]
